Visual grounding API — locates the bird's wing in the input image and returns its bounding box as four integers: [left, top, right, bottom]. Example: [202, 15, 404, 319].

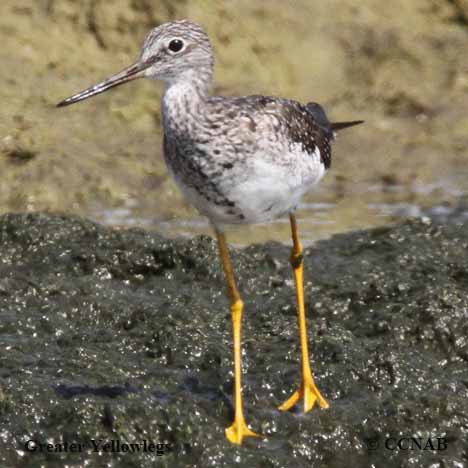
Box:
[237, 96, 333, 169]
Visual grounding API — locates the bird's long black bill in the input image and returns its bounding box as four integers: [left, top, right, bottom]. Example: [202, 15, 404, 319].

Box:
[56, 60, 151, 108]
[330, 120, 365, 131]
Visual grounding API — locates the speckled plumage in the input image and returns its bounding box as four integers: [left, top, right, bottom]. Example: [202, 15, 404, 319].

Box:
[163, 92, 331, 225]
[58, 19, 362, 228]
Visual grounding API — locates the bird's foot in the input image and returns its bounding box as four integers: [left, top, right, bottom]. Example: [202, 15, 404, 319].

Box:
[278, 376, 329, 412]
[225, 416, 261, 445]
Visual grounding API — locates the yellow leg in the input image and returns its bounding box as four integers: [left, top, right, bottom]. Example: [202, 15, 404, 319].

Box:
[278, 213, 329, 412]
[216, 230, 261, 444]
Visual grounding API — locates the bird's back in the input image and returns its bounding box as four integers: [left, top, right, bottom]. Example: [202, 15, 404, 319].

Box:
[203, 95, 333, 168]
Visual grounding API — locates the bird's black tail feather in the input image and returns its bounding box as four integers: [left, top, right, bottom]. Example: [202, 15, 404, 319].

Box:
[305, 102, 364, 134]
[330, 120, 364, 131]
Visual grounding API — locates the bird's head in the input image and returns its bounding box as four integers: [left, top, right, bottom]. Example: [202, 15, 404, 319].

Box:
[57, 20, 214, 107]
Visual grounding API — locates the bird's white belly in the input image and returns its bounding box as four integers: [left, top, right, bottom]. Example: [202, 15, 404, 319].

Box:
[168, 145, 326, 227]
[228, 150, 326, 223]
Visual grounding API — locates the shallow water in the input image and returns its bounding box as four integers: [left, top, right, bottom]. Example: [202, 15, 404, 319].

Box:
[92, 173, 468, 246]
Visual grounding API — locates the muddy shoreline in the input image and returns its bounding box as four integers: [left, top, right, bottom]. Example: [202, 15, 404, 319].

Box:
[1, 1, 467, 244]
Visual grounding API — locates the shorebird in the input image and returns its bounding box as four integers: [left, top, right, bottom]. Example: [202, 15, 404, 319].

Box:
[57, 19, 363, 445]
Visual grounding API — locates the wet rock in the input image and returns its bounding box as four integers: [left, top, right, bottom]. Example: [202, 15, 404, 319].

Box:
[0, 213, 467, 467]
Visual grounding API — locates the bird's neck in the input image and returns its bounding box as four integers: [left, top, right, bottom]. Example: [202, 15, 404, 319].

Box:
[162, 70, 211, 131]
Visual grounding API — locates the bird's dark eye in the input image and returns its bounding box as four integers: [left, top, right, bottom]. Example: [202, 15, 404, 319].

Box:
[168, 39, 184, 53]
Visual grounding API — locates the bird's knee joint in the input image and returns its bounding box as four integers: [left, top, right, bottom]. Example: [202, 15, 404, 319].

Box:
[231, 299, 244, 315]
[290, 253, 303, 269]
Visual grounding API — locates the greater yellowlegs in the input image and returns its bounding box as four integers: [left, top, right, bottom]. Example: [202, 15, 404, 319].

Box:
[57, 19, 363, 445]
